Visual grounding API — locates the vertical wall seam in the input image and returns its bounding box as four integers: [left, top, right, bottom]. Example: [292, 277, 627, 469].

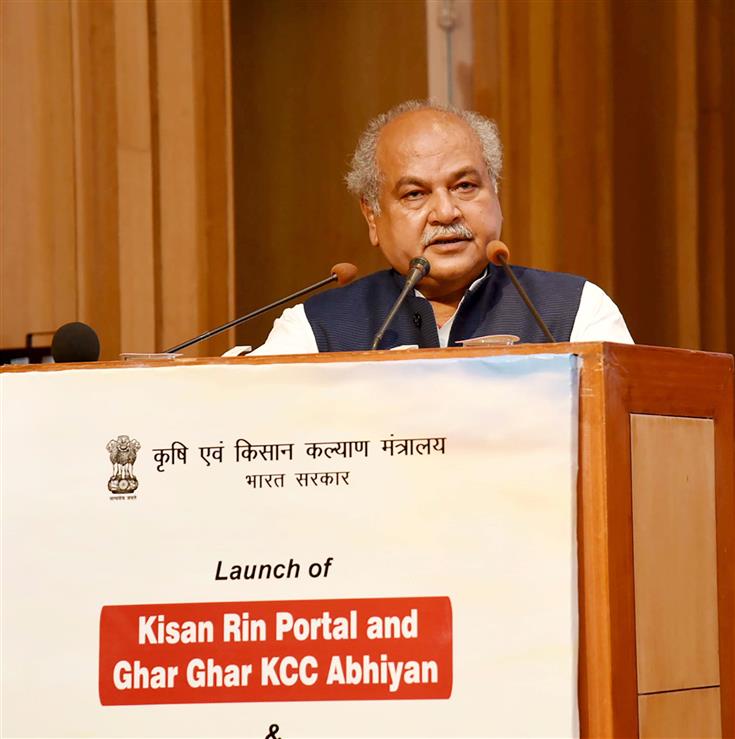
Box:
[222, 0, 235, 327]
[147, 0, 163, 351]
[68, 0, 81, 319]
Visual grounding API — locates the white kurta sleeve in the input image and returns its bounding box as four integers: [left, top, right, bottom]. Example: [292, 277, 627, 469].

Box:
[246, 304, 319, 356]
[570, 282, 634, 343]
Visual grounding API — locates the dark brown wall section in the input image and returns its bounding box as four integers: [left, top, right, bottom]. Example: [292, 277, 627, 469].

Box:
[230, 0, 428, 348]
[474, 0, 735, 354]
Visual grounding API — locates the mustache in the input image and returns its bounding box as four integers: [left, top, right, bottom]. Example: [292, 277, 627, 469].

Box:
[422, 222, 474, 247]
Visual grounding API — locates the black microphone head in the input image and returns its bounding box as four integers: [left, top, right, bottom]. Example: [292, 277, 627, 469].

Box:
[409, 256, 431, 278]
[51, 322, 101, 363]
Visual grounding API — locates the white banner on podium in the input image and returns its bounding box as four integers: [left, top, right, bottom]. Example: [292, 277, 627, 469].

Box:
[1, 353, 579, 738]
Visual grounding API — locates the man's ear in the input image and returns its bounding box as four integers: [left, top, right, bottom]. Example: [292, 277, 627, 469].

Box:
[360, 199, 380, 247]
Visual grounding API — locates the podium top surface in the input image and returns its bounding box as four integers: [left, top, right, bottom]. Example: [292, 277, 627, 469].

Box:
[1, 341, 732, 374]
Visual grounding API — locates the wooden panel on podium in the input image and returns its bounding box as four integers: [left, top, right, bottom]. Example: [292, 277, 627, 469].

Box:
[639, 687, 722, 739]
[574, 343, 733, 738]
[1, 342, 732, 737]
[632, 415, 720, 693]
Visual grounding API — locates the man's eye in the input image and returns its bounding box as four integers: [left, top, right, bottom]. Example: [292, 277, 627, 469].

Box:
[402, 190, 424, 200]
[454, 181, 477, 192]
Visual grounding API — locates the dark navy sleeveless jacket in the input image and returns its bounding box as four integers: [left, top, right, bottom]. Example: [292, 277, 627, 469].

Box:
[303, 265, 586, 352]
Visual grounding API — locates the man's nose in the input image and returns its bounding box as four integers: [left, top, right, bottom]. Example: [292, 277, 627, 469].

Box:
[428, 188, 461, 223]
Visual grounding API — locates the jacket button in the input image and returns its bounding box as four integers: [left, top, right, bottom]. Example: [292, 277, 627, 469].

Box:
[413, 313, 422, 328]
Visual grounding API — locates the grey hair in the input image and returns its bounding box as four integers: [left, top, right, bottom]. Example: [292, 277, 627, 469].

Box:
[345, 99, 503, 214]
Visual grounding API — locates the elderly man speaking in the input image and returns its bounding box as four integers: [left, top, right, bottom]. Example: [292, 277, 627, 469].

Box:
[250, 100, 632, 354]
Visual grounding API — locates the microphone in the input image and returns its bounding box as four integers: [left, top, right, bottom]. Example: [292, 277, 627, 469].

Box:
[486, 240, 556, 342]
[165, 263, 358, 354]
[371, 257, 431, 350]
[51, 322, 101, 363]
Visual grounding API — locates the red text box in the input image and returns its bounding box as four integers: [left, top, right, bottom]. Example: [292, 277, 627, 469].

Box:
[99, 596, 452, 705]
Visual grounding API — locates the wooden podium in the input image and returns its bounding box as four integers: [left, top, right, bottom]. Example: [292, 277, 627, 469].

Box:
[539, 342, 732, 738]
[1, 342, 732, 738]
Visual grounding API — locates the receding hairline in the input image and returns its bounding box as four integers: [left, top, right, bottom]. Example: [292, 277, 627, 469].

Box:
[374, 107, 486, 163]
[374, 110, 492, 201]
[345, 98, 503, 213]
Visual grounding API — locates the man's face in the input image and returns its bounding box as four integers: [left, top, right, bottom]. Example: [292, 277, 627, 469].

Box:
[361, 109, 502, 299]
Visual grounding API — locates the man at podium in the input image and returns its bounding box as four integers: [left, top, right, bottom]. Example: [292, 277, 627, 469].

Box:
[250, 100, 632, 354]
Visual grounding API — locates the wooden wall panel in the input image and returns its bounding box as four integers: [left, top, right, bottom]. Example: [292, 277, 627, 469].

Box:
[199, 0, 234, 355]
[611, 1, 681, 350]
[3, 0, 732, 356]
[473, 0, 735, 355]
[526, 0, 555, 269]
[722, 0, 735, 355]
[556, 1, 614, 287]
[473, 0, 614, 288]
[150, 0, 233, 356]
[1, 0, 233, 359]
[71, 0, 123, 356]
[698, 0, 734, 353]
[230, 0, 428, 349]
[3, 0, 733, 356]
[673, 1, 701, 349]
[0, 0, 78, 346]
[155, 0, 203, 352]
[114, 0, 157, 354]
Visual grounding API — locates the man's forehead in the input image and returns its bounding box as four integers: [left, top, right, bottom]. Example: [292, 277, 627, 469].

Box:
[376, 109, 483, 173]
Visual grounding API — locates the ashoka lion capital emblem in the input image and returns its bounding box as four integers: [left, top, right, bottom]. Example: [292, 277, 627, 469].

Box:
[107, 435, 141, 493]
